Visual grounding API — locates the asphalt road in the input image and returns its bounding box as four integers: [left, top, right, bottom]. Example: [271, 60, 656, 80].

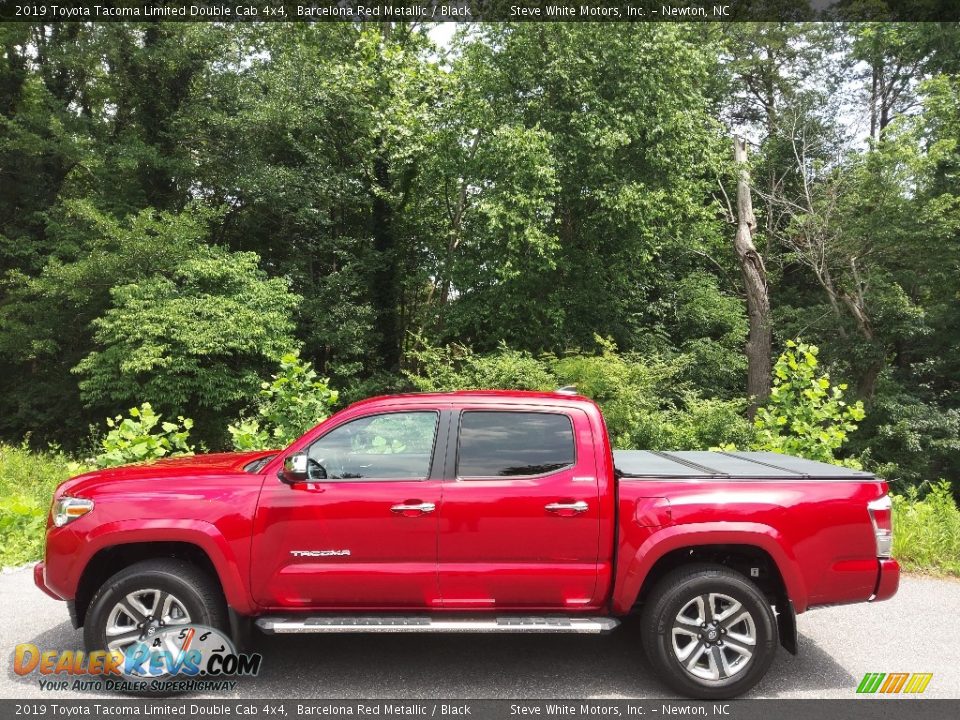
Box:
[1, 566, 957, 700]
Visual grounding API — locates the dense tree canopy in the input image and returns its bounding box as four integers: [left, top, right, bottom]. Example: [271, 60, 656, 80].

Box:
[0, 22, 957, 489]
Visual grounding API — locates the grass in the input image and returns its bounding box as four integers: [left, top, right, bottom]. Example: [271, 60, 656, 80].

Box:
[0, 443, 88, 567]
[892, 480, 960, 576]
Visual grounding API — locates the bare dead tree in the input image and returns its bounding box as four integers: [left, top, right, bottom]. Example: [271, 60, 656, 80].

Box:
[732, 136, 771, 415]
[759, 114, 886, 399]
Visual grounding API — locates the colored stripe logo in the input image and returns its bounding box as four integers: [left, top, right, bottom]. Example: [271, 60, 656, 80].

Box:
[857, 673, 933, 694]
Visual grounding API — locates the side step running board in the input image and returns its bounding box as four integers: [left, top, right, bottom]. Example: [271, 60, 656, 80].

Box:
[255, 615, 619, 634]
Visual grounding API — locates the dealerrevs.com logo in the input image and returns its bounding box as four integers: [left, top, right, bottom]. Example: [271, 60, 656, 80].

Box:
[14, 625, 262, 693]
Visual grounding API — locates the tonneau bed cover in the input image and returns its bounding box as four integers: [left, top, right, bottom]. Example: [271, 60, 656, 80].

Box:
[613, 450, 875, 480]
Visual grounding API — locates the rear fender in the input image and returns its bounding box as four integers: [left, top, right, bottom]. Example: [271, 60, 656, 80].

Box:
[611, 522, 809, 614]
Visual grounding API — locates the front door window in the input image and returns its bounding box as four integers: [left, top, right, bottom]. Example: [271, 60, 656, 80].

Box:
[306, 412, 439, 481]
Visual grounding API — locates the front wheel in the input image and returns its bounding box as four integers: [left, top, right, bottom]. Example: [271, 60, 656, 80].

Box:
[640, 563, 778, 699]
[83, 558, 227, 683]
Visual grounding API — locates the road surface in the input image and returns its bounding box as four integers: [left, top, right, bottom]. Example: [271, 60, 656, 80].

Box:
[1, 566, 956, 699]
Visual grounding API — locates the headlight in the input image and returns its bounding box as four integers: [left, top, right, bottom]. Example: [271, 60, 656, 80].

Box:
[53, 496, 94, 527]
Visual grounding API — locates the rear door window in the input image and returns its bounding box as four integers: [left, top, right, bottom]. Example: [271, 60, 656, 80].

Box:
[457, 411, 575, 478]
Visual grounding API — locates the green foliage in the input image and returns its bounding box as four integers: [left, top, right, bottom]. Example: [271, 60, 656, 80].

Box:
[551, 339, 754, 451]
[74, 233, 300, 431]
[0, 443, 90, 567]
[405, 337, 754, 452]
[893, 481, 960, 576]
[421, 24, 730, 353]
[855, 390, 960, 490]
[228, 353, 339, 451]
[747, 341, 865, 464]
[406, 338, 554, 394]
[0, 21, 958, 502]
[95, 403, 194, 468]
[0, 203, 300, 448]
[0, 496, 45, 568]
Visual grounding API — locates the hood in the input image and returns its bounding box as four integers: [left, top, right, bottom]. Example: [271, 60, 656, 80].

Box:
[58, 450, 279, 497]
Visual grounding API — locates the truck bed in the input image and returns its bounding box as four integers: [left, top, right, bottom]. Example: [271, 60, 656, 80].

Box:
[613, 450, 875, 480]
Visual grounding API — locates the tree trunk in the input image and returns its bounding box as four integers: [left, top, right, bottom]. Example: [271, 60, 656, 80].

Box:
[733, 137, 772, 416]
[857, 359, 884, 400]
[839, 266, 885, 401]
[367, 22, 402, 373]
[371, 141, 401, 372]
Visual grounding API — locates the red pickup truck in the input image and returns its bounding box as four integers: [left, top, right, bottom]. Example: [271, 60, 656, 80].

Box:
[35, 390, 898, 698]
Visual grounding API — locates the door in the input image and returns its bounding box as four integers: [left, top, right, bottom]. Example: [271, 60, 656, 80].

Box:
[251, 410, 445, 609]
[438, 408, 601, 610]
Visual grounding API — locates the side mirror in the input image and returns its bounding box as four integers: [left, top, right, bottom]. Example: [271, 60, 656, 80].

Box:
[279, 452, 309, 484]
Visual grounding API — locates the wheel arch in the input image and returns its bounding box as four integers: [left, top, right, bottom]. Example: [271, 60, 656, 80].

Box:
[612, 523, 808, 617]
[71, 522, 256, 627]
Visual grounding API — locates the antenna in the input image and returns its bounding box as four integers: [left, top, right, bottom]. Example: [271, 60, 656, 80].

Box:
[555, 385, 578, 395]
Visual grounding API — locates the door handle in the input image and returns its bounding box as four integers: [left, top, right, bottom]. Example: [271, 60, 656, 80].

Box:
[545, 500, 589, 514]
[391, 502, 436, 514]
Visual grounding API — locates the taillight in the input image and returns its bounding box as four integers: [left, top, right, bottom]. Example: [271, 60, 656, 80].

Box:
[867, 495, 893, 558]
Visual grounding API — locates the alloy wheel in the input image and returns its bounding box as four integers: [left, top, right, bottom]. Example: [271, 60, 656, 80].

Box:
[104, 588, 192, 655]
[670, 592, 757, 681]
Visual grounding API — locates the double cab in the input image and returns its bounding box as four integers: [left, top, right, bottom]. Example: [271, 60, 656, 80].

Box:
[35, 390, 899, 697]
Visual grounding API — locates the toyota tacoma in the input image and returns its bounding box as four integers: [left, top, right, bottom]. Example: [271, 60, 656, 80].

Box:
[35, 390, 899, 698]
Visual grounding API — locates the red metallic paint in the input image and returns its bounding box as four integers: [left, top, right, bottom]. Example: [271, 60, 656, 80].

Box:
[36, 391, 898, 624]
[40, 452, 272, 614]
[34, 561, 59, 600]
[251, 399, 444, 609]
[251, 477, 443, 608]
[612, 478, 892, 614]
[436, 402, 605, 609]
[872, 558, 901, 602]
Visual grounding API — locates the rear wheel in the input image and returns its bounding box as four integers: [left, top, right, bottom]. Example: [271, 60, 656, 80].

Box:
[640, 563, 777, 699]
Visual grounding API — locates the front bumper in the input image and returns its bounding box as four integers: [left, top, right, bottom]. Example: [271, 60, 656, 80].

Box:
[870, 557, 900, 602]
[33, 561, 63, 600]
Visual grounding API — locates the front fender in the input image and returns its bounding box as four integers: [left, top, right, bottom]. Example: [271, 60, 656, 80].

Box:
[610, 522, 809, 614]
[47, 519, 258, 615]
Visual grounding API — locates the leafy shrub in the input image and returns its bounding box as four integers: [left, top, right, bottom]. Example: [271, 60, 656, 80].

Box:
[405, 336, 753, 450]
[677, 338, 749, 400]
[0, 204, 300, 450]
[853, 390, 960, 492]
[95, 402, 194, 468]
[893, 481, 960, 575]
[554, 358, 752, 451]
[743, 340, 865, 464]
[336, 370, 408, 407]
[551, 339, 668, 449]
[228, 353, 339, 451]
[0, 443, 90, 567]
[659, 394, 755, 451]
[0, 497, 47, 568]
[405, 338, 554, 393]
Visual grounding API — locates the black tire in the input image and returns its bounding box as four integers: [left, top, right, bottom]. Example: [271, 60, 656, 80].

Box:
[640, 563, 777, 699]
[84, 558, 227, 687]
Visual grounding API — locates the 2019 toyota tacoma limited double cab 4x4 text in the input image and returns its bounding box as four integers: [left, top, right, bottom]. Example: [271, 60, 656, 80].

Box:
[35, 390, 899, 698]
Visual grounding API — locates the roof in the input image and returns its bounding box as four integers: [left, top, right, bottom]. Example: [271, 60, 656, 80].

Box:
[347, 389, 592, 409]
[614, 450, 875, 480]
